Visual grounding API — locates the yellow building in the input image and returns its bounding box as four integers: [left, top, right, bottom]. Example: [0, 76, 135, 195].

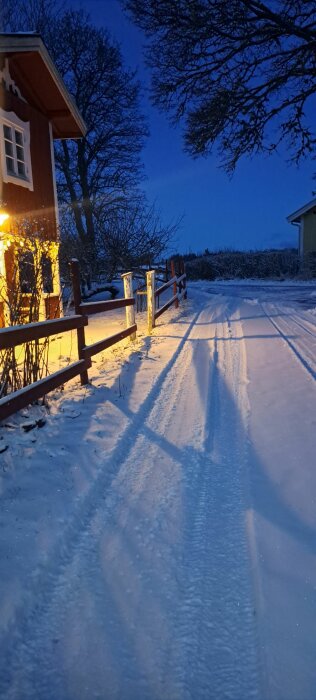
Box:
[287, 198, 316, 256]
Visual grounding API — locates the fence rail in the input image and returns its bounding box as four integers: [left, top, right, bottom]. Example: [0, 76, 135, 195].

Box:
[82, 324, 137, 360]
[0, 259, 137, 421]
[155, 276, 177, 298]
[0, 315, 87, 351]
[69, 259, 137, 385]
[0, 257, 187, 421]
[154, 294, 179, 320]
[0, 359, 90, 422]
[79, 298, 134, 316]
[146, 259, 187, 332]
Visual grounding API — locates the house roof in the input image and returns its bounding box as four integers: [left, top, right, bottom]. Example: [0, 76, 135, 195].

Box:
[0, 33, 86, 139]
[287, 198, 316, 224]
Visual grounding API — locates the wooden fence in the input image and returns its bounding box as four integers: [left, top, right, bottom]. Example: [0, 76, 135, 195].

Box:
[0, 258, 187, 421]
[70, 259, 136, 385]
[0, 259, 136, 421]
[147, 259, 187, 332]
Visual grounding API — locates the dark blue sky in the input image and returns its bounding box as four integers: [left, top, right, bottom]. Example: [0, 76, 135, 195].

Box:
[72, 0, 315, 254]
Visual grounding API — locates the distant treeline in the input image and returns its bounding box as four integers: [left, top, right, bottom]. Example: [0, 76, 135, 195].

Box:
[181, 249, 316, 280]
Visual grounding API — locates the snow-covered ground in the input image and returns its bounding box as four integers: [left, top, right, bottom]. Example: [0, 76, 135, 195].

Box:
[0, 280, 316, 700]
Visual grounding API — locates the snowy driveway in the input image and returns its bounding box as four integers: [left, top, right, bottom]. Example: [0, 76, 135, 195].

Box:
[0, 283, 316, 700]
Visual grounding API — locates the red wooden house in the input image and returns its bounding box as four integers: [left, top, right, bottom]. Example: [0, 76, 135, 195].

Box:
[0, 33, 86, 326]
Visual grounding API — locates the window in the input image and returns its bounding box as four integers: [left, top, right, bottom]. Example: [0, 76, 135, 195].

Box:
[18, 251, 35, 294]
[41, 254, 54, 294]
[3, 124, 27, 179]
[0, 110, 33, 190]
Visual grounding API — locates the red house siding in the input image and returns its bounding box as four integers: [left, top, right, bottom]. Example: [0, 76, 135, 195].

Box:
[0, 75, 57, 241]
[0, 37, 86, 328]
[0, 61, 61, 323]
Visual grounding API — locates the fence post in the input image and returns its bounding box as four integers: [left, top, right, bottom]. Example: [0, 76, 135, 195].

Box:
[178, 259, 183, 298]
[165, 259, 168, 282]
[171, 259, 179, 309]
[69, 258, 89, 385]
[121, 272, 136, 341]
[182, 260, 187, 299]
[146, 270, 155, 333]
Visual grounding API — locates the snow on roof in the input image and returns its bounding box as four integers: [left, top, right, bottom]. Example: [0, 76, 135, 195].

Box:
[287, 198, 316, 224]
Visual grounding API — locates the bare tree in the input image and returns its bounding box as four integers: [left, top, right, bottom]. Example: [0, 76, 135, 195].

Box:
[51, 11, 148, 276]
[5, 2, 176, 283]
[59, 198, 179, 284]
[123, 0, 316, 171]
[97, 201, 180, 277]
[5, 4, 148, 280]
[0, 0, 64, 35]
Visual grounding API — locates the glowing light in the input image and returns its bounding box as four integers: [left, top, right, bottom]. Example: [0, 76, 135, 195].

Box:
[0, 235, 13, 252]
[0, 212, 9, 227]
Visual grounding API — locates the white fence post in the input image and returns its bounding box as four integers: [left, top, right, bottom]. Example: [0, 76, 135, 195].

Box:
[146, 270, 155, 333]
[122, 272, 136, 340]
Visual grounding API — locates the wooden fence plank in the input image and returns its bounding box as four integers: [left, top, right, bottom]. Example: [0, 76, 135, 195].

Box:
[154, 293, 179, 320]
[146, 270, 156, 332]
[171, 261, 179, 309]
[122, 273, 136, 341]
[83, 325, 137, 359]
[155, 276, 177, 297]
[0, 315, 87, 350]
[0, 259, 140, 421]
[70, 259, 89, 385]
[0, 359, 91, 422]
[79, 298, 134, 316]
[176, 273, 186, 285]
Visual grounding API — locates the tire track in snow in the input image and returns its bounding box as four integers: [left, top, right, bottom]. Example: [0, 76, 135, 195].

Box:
[260, 303, 316, 381]
[0, 305, 206, 697]
[200, 311, 258, 697]
[170, 332, 221, 697]
[0, 298, 261, 699]
[0, 302, 226, 699]
[160, 305, 260, 699]
[112, 301, 261, 699]
[265, 304, 316, 340]
[287, 313, 316, 338]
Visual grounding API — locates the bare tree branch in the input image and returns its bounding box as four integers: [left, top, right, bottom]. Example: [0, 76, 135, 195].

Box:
[123, 0, 316, 171]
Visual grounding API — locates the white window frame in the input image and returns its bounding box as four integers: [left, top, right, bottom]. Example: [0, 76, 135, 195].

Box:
[0, 109, 33, 191]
